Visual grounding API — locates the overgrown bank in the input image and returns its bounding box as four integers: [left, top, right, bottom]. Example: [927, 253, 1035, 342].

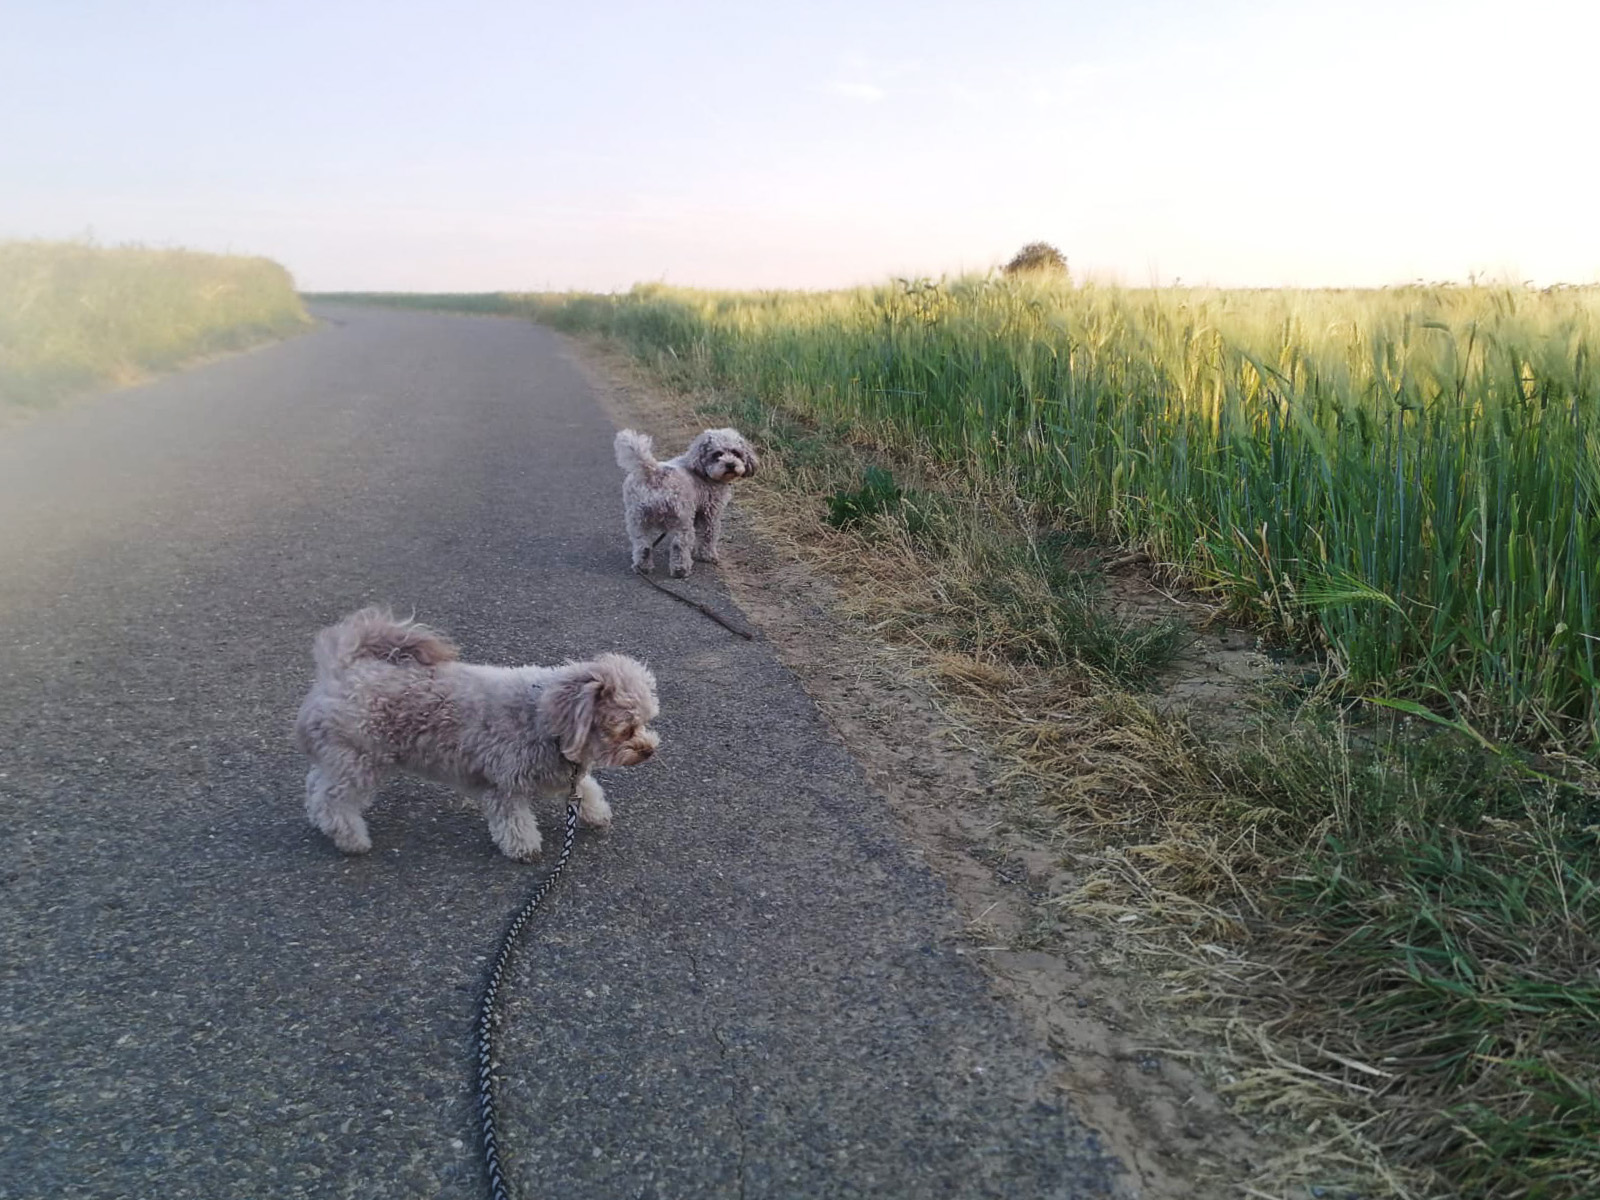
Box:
[1, 240, 310, 408]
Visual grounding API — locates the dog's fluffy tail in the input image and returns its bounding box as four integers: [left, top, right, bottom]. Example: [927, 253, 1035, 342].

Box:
[313, 607, 458, 678]
[614, 429, 661, 476]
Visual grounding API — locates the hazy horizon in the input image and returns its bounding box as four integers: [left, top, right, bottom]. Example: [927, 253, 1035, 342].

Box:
[7, 0, 1598, 293]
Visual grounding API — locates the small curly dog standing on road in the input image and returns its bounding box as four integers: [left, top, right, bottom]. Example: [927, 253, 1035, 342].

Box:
[614, 427, 758, 577]
[294, 608, 660, 861]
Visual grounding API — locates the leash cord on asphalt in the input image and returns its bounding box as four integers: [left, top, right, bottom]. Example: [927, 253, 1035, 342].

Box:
[635, 530, 756, 641]
[635, 571, 755, 640]
[476, 531, 747, 1196]
[476, 795, 580, 1200]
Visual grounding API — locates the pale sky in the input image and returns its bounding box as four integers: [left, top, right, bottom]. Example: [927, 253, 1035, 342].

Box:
[5, 0, 1598, 292]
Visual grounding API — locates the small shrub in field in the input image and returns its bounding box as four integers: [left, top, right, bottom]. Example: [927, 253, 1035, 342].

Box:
[1002, 241, 1068, 276]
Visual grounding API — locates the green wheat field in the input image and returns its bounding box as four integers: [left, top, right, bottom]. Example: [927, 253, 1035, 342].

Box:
[517, 277, 1599, 756]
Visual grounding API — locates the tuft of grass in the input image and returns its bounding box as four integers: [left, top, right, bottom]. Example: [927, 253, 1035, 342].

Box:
[823, 465, 951, 542]
[983, 549, 1192, 683]
[0, 240, 309, 407]
[825, 465, 906, 530]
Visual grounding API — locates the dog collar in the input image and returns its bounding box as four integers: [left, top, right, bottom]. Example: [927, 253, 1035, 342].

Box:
[559, 754, 585, 792]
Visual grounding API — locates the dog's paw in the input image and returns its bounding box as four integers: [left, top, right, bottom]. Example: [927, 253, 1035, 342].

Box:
[492, 827, 544, 861]
[692, 550, 720, 564]
[332, 829, 372, 855]
[577, 775, 613, 830]
[669, 563, 691, 579]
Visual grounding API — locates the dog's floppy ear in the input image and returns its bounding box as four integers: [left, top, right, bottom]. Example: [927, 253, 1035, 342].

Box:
[738, 443, 759, 477]
[687, 431, 719, 478]
[542, 669, 609, 761]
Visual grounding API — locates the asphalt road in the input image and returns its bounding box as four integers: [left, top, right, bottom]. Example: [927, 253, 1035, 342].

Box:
[0, 306, 1121, 1199]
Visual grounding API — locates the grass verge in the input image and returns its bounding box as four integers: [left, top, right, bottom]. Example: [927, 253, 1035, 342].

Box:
[0, 240, 310, 408]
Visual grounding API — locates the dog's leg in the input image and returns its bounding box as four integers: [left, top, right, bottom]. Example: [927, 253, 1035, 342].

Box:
[576, 773, 612, 830]
[631, 535, 654, 574]
[305, 760, 376, 855]
[693, 488, 730, 563]
[483, 790, 543, 861]
[692, 509, 723, 563]
[668, 527, 695, 578]
[625, 500, 655, 573]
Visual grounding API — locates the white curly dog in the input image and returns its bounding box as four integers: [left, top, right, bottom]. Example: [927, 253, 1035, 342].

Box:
[294, 608, 660, 861]
[613, 427, 758, 577]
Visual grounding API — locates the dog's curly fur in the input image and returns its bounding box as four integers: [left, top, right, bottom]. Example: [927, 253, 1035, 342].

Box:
[294, 608, 660, 861]
[614, 427, 758, 577]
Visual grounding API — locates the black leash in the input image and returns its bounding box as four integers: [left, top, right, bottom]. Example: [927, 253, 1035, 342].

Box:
[636, 572, 755, 640]
[636, 531, 756, 641]
[474, 529, 750, 1197]
[476, 790, 581, 1200]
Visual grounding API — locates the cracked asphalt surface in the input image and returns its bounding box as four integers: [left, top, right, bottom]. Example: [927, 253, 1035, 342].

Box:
[0, 306, 1121, 1198]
